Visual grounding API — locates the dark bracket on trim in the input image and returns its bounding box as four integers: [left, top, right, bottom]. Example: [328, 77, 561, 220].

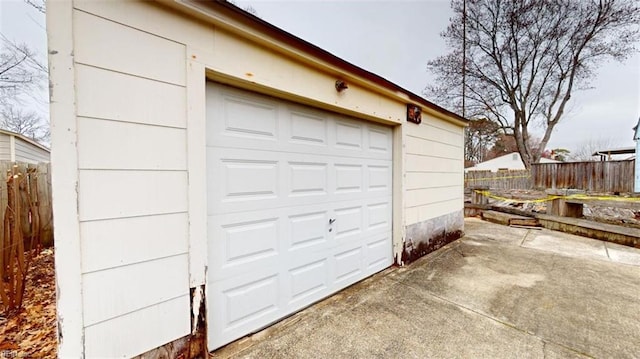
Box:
[407, 104, 422, 124]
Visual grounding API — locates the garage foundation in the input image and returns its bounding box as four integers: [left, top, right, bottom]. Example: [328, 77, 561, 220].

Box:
[402, 210, 464, 264]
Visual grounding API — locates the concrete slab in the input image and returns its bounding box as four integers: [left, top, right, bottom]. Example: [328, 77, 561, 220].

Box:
[463, 217, 529, 246]
[211, 219, 640, 359]
[522, 231, 609, 262]
[605, 241, 640, 266]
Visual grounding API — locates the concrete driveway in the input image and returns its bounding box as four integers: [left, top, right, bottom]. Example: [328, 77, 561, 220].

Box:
[212, 218, 640, 358]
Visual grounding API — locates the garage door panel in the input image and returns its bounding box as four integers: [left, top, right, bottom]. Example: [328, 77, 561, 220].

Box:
[208, 138, 391, 161]
[289, 109, 329, 146]
[333, 205, 363, 240]
[368, 126, 392, 154]
[367, 201, 392, 231]
[210, 269, 283, 347]
[206, 148, 281, 211]
[288, 258, 329, 304]
[208, 85, 392, 161]
[207, 84, 280, 141]
[208, 211, 282, 275]
[223, 98, 278, 140]
[334, 164, 363, 194]
[333, 245, 364, 285]
[366, 233, 393, 270]
[209, 148, 391, 215]
[289, 161, 328, 196]
[221, 217, 279, 266]
[208, 137, 391, 161]
[221, 159, 279, 199]
[368, 164, 392, 192]
[288, 211, 329, 251]
[209, 203, 332, 279]
[334, 120, 364, 150]
[207, 83, 393, 350]
[223, 274, 279, 327]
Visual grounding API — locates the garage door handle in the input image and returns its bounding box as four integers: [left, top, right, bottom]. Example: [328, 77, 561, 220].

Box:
[329, 218, 336, 224]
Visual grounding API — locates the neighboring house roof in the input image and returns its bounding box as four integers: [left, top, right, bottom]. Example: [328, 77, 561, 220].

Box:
[466, 152, 558, 172]
[0, 128, 50, 152]
[591, 147, 635, 157]
[634, 117, 640, 140]
[169, 0, 468, 126]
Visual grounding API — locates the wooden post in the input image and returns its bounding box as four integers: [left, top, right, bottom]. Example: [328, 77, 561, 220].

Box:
[37, 163, 53, 247]
[466, 186, 489, 217]
[546, 189, 584, 218]
[472, 187, 489, 206]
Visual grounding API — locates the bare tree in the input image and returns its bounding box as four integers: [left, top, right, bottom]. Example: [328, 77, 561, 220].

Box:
[1, 35, 45, 102]
[24, 0, 45, 14]
[486, 133, 541, 161]
[1, 30, 48, 145]
[571, 137, 615, 161]
[465, 117, 500, 165]
[426, 0, 640, 169]
[0, 104, 49, 143]
[225, 0, 259, 17]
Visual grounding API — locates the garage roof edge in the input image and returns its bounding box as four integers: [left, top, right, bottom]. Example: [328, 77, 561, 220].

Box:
[168, 0, 468, 126]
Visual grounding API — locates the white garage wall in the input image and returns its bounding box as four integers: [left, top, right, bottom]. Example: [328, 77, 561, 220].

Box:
[404, 114, 465, 225]
[49, 1, 466, 357]
[14, 137, 50, 163]
[52, 5, 193, 358]
[0, 134, 11, 160]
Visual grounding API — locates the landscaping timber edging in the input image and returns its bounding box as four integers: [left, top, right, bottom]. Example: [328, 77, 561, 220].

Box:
[535, 214, 640, 249]
[464, 202, 640, 248]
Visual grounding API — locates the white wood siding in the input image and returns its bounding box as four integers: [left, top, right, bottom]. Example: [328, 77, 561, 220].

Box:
[83, 296, 188, 358]
[404, 115, 464, 225]
[71, 8, 190, 358]
[0, 134, 11, 160]
[13, 138, 50, 163]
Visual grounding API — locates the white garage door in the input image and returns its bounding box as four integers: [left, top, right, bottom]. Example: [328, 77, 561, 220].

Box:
[206, 83, 393, 349]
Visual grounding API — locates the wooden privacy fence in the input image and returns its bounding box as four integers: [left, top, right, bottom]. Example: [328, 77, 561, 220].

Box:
[532, 160, 635, 193]
[464, 170, 532, 189]
[465, 160, 636, 193]
[0, 162, 52, 311]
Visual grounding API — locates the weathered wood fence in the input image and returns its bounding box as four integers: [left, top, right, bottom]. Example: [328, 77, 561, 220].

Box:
[0, 162, 52, 311]
[465, 160, 636, 193]
[532, 160, 635, 193]
[464, 170, 532, 189]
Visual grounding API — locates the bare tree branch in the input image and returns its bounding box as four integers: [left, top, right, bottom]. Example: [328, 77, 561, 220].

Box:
[0, 104, 49, 143]
[426, 0, 640, 169]
[24, 0, 45, 14]
[1, 32, 48, 145]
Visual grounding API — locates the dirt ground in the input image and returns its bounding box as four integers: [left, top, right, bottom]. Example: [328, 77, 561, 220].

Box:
[466, 189, 640, 229]
[0, 249, 57, 358]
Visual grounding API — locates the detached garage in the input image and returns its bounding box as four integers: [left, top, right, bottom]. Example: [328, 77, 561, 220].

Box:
[47, 1, 467, 357]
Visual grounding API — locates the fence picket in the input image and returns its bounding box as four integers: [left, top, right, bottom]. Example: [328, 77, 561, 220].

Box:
[464, 169, 532, 189]
[0, 161, 52, 311]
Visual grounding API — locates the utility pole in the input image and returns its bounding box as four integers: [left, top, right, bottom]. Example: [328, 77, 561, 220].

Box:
[634, 117, 639, 193]
[462, 0, 466, 119]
